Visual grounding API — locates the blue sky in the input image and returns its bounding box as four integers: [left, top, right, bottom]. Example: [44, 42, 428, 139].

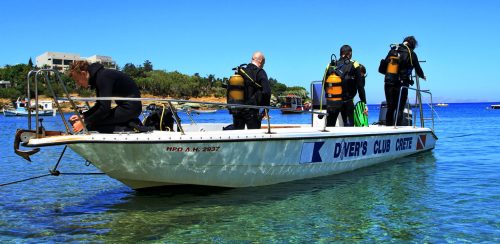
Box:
[1, 0, 499, 103]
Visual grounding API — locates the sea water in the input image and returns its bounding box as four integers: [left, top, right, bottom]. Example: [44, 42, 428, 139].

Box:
[0, 103, 499, 242]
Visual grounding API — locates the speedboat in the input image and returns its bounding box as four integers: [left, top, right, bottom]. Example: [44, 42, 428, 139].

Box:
[13, 70, 437, 190]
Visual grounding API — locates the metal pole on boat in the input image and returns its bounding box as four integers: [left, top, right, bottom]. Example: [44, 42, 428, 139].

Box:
[167, 101, 184, 134]
[26, 71, 37, 130]
[416, 60, 426, 128]
[41, 71, 71, 133]
[46, 69, 88, 134]
[265, 108, 271, 134]
[34, 72, 40, 137]
[415, 75, 424, 128]
[429, 92, 434, 130]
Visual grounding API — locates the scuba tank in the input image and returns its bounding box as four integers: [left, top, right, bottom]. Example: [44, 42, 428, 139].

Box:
[384, 44, 403, 85]
[386, 44, 400, 75]
[227, 64, 246, 105]
[325, 54, 343, 102]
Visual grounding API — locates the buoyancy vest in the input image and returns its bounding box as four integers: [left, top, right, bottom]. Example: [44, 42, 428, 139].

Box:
[385, 44, 414, 85]
[239, 64, 263, 106]
[338, 59, 360, 100]
[324, 58, 360, 104]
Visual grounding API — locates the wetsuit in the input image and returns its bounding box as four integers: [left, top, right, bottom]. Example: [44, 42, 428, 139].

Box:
[384, 44, 425, 126]
[83, 63, 142, 133]
[232, 63, 271, 129]
[326, 58, 366, 127]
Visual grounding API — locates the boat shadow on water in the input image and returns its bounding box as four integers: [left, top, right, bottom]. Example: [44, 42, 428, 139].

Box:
[106, 151, 437, 210]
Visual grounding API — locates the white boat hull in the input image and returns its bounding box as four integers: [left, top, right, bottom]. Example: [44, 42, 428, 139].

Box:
[25, 124, 438, 189]
[3, 109, 55, 116]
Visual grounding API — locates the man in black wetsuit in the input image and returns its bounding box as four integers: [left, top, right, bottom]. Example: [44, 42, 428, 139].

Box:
[382, 36, 426, 126]
[326, 45, 367, 127]
[232, 51, 272, 129]
[68, 61, 142, 133]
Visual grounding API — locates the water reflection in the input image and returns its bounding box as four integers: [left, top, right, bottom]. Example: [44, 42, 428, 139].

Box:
[68, 152, 437, 242]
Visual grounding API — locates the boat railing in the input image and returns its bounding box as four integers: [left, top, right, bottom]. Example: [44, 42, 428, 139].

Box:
[396, 76, 434, 130]
[68, 96, 328, 134]
[25, 69, 83, 136]
[24, 69, 328, 136]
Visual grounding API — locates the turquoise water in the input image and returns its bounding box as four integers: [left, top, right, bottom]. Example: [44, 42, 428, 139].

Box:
[1, 103, 499, 242]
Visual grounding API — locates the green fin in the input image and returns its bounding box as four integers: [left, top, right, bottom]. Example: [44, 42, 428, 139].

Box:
[354, 101, 368, 127]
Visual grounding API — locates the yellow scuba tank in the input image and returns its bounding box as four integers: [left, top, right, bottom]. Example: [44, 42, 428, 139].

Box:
[325, 54, 343, 102]
[227, 65, 247, 105]
[386, 44, 400, 75]
[387, 56, 399, 74]
[326, 73, 342, 101]
[228, 74, 245, 102]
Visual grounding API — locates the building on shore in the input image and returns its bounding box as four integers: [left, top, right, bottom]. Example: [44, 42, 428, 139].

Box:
[0, 80, 11, 88]
[86, 55, 116, 69]
[36, 52, 117, 71]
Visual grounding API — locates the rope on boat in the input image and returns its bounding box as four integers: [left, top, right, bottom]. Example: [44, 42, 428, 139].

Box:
[1, 145, 105, 188]
[0, 172, 106, 187]
[0, 173, 52, 187]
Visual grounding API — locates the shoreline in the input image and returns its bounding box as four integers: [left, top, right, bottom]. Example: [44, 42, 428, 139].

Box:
[1, 95, 227, 113]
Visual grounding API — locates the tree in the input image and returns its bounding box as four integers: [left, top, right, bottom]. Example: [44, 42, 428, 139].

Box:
[269, 77, 287, 97]
[284, 86, 309, 99]
[122, 63, 140, 78]
[0, 60, 312, 101]
[143, 60, 153, 72]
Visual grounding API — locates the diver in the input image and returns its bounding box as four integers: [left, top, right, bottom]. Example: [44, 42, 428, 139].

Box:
[68, 61, 142, 133]
[228, 51, 271, 129]
[324, 45, 368, 127]
[380, 36, 426, 126]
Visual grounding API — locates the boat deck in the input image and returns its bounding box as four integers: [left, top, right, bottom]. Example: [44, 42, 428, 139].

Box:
[25, 123, 436, 147]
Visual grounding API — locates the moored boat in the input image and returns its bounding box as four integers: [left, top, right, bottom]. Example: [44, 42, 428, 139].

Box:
[279, 94, 306, 114]
[191, 109, 217, 114]
[3, 97, 55, 116]
[11, 69, 437, 191]
[24, 123, 436, 189]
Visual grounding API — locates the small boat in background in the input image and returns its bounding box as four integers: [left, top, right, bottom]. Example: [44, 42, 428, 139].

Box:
[191, 109, 217, 114]
[3, 97, 55, 116]
[436, 103, 449, 107]
[279, 94, 306, 114]
[491, 104, 500, 109]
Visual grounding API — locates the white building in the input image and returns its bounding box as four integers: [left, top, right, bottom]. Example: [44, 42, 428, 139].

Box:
[0, 80, 11, 88]
[85, 55, 117, 69]
[36, 52, 82, 71]
[36, 52, 117, 71]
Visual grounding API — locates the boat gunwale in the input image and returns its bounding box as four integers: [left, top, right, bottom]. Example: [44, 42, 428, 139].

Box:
[24, 127, 436, 147]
